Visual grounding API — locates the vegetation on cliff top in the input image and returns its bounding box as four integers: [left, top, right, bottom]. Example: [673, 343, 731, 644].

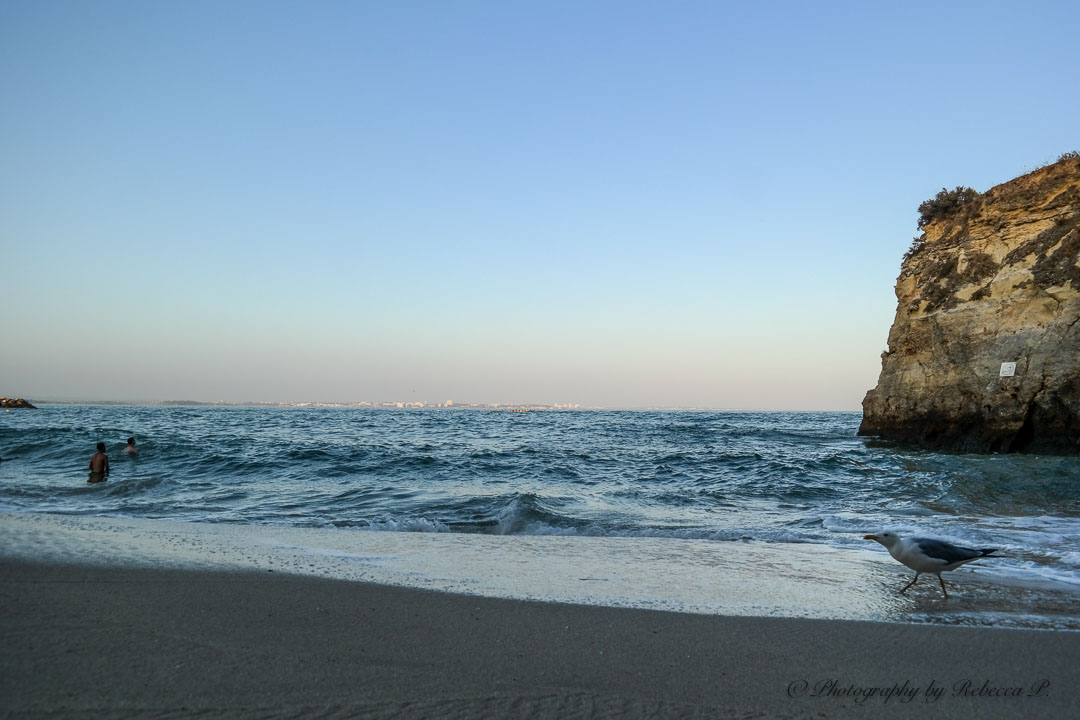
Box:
[905, 153, 1078, 261]
[916, 186, 981, 229]
[904, 186, 982, 260]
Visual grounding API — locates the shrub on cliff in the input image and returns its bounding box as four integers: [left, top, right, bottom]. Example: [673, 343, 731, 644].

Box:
[917, 186, 981, 229]
[904, 234, 926, 260]
[1059, 150, 1080, 161]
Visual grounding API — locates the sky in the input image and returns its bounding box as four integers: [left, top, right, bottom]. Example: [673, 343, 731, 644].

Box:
[2, 0, 1078, 409]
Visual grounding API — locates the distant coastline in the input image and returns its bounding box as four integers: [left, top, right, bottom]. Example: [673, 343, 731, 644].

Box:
[29, 399, 583, 411]
[19, 400, 854, 412]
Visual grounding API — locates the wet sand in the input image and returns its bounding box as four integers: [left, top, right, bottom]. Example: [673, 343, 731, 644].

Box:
[3, 511, 1079, 630]
[2, 559, 1079, 719]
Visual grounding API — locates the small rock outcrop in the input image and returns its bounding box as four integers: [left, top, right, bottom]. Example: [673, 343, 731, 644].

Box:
[0, 397, 37, 409]
[859, 156, 1080, 453]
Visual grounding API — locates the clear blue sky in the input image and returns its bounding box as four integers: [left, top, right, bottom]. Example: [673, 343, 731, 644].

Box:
[2, 0, 1077, 408]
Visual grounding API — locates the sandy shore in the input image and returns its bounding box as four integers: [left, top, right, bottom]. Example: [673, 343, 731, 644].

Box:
[4, 511, 1078, 630]
[2, 559, 1078, 719]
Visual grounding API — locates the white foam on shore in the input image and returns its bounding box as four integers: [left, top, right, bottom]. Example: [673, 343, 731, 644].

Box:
[2, 511, 1078, 628]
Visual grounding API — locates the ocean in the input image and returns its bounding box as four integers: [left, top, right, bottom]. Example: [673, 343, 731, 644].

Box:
[2, 405, 1078, 628]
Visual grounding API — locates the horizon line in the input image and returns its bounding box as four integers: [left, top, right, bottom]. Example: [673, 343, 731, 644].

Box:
[19, 398, 863, 413]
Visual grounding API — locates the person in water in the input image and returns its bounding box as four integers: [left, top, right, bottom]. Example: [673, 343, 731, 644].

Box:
[88, 442, 109, 483]
[124, 437, 138, 455]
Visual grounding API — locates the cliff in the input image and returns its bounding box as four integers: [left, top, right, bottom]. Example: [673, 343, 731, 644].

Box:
[859, 156, 1080, 453]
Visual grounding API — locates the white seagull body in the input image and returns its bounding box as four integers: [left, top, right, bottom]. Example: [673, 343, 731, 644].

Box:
[864, 532, 997, 598]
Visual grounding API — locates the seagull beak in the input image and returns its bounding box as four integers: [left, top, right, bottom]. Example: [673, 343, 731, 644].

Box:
[864, 534, 878, 541]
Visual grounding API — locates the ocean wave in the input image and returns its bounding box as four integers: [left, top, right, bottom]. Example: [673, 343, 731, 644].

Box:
[3, 406, 1079, 590]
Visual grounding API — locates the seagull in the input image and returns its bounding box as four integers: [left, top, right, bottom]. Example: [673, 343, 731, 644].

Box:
[864, 532, 997, 598]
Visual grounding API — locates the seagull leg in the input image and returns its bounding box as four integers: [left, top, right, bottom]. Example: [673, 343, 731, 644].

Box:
[900, 573, 919, 593]
[938, 575, 949, 599]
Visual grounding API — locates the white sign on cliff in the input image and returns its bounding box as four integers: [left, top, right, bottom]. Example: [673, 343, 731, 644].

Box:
[1000, 362, 1017, 377]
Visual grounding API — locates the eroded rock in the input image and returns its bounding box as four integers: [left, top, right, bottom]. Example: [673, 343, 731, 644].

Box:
[859, 157, 1080, 453]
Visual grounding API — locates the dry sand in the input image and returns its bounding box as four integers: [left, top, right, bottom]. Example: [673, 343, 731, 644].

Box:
[2, 559, 1078, 719]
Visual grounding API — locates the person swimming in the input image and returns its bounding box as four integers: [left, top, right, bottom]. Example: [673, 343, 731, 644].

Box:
[124, 437, 138, 455]
[88, 442, 109, 483]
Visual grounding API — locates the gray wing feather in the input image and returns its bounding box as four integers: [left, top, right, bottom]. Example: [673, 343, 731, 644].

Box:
[913, 538, 983, 564]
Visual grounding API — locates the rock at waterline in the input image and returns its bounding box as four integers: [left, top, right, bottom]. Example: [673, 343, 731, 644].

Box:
[0, 398, 37, 409]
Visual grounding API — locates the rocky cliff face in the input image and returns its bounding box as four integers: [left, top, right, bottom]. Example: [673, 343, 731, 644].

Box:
[859, 156, 1080, 453]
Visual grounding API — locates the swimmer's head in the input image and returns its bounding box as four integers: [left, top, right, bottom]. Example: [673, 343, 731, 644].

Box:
[97, 442, 106, 452]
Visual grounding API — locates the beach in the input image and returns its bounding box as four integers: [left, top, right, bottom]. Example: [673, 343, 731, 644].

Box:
[7, 0, 1080, 715]
[2, 512, 1080, 719]
[3, 407, 1079, 717]
[3, 558, 1079, 720]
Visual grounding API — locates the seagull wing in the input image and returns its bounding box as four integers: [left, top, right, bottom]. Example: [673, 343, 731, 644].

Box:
[912, 538, 984, 564]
